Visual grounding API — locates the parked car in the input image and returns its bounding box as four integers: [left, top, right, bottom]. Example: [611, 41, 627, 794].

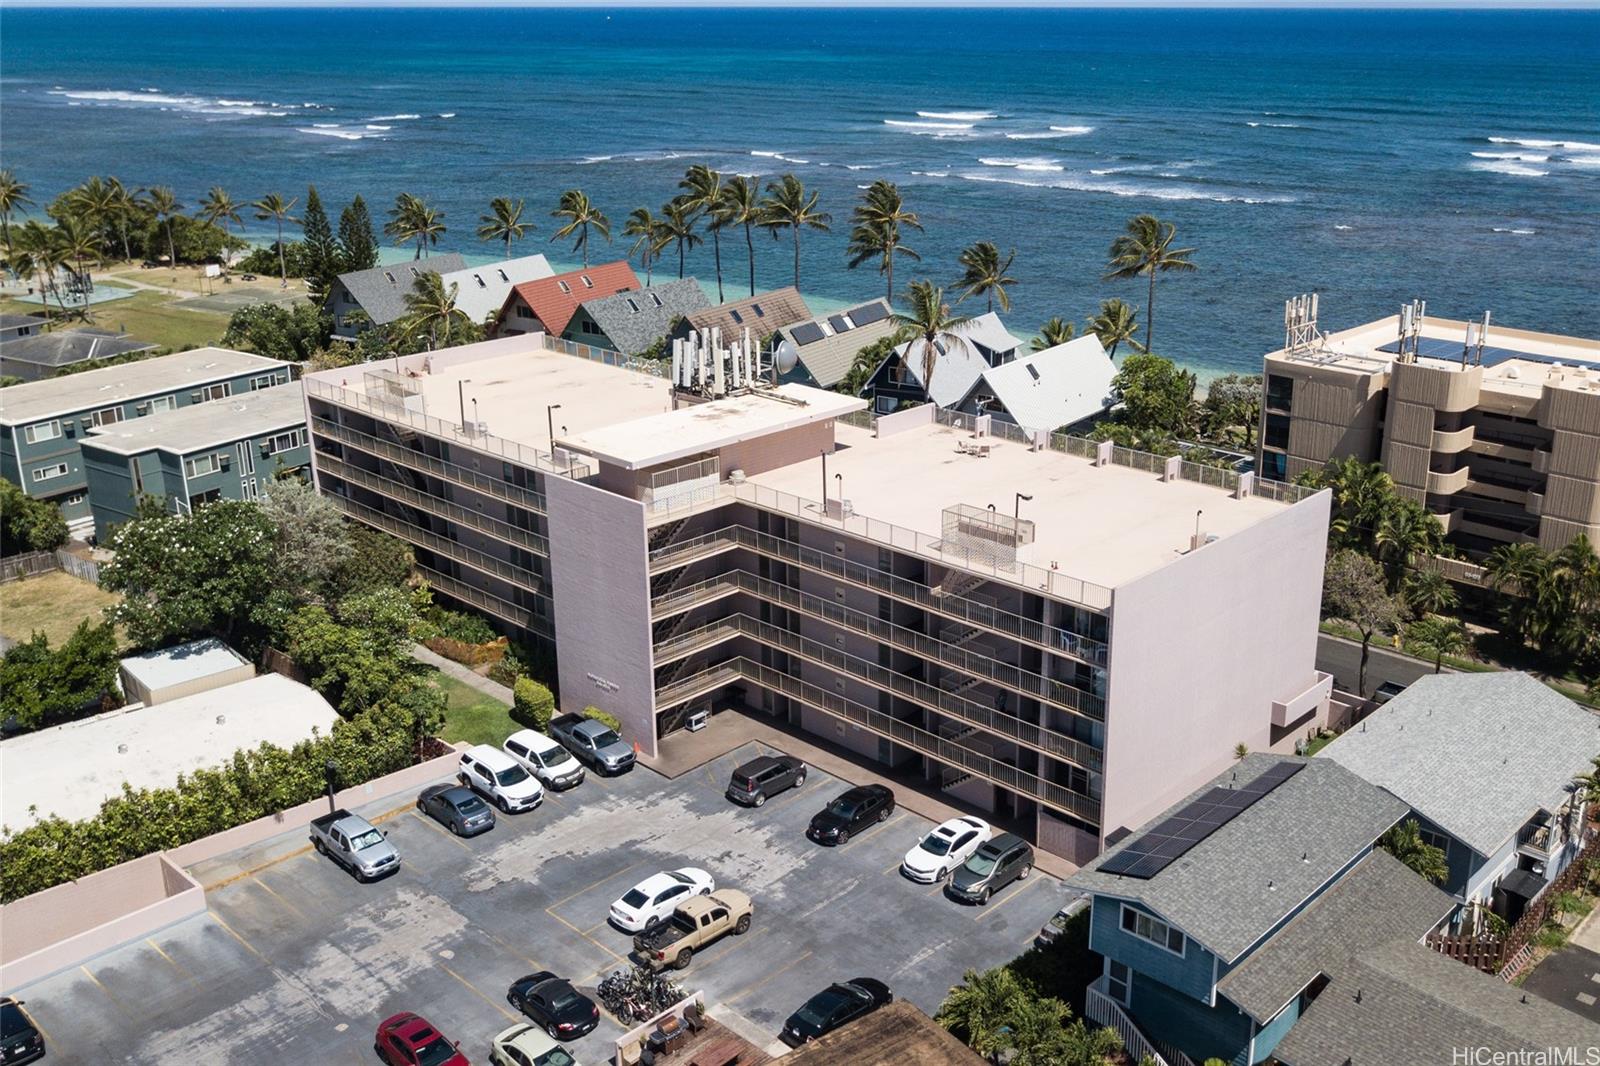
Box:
[417, 783, 496, 837]
[507, 971, 600, 1041]
[900, 816, 991, 883]
[725, 755, 806, 807]
[489, 1022, 579, 1066]
[459, 744, 544, 813]
[549, 714, 635, 775]
[779, 978, 892, 1047]
[375, 1011, 468, 1066]
[0, 997, 46, 1066]
[504, 728, 586, 790]
[806, 784, 895, 846]
[1373, 680, 1409, 705]
[309, 809, 400, 882]
[1035, 893, 1091, 948]
[947, 832, 1033, 904]
[632, 889, 753, 971]
[609, 867, 715, 932]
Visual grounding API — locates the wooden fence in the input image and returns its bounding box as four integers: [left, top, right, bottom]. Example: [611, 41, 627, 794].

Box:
[0, 549, 101, 584]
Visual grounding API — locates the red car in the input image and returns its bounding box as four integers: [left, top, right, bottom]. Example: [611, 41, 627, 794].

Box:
[376, 1012, 469, 1066]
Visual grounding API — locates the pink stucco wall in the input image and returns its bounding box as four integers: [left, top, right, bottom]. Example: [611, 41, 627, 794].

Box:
[546, 473, 659, 755]
[1097, 489, 1332, 842]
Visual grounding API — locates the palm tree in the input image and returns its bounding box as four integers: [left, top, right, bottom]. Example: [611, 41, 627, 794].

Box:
[1374, 501, 1444, 591]
[145, 186, 184, 273]
[846, 181, 923, 305]
[104, 178, 141, 263]
[955, 241, 1018, 313]
[893, 280, 973, 398]
[384, 193, 446, 261]
[758, 174, 830, 291]
[477, 197, 530, 258]
[397, 272, 469, 351]
[67, 176, 121, 257]
[1404, 568, 1459, 618]
[1031, 317, 1075, 352]
[1087, 297, 1142, 358]
[1574, 754, 1600, 806]
[252, 193, 299, 287]
[1104, 214, 1196, 352]
[1379, 819, 1449, 884]
[1407, 615, 1468, 673]
[1485, 541, 1554, 650]
[52, 217, 101, 317]
[550, 189, 610, 268]
[936, 967, 1025, 1064]
[679, 165, 726, 302]
[15, 220, 69, 320]
[0, 169, 31, 249]
[719, 175, 763, 298]
[622, 207, 669, 285]
[197, 186, 242, 238]
[657, 199, 703, 280]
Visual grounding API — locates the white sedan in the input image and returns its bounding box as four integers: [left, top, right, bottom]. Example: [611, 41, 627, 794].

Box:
[608, 867, 715, 932]
[901, 816, 992, 883]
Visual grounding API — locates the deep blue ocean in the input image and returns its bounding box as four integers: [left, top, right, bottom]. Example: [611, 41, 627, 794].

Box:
[1, 6, 1596, 375]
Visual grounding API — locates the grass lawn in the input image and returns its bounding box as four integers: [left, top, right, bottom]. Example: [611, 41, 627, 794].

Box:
[428, 669, 519, 748]
[0, 289, 232, 355]
[0, 571, 124, 646]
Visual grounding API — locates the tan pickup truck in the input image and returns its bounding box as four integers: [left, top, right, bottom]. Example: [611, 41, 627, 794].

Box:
[632, 889, 752, 971]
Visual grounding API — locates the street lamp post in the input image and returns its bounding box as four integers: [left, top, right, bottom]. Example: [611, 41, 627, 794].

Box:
[457, 379, 471, 429]
[834, 472, 843, 519]
[546, 403, 563, 446]
[820, 451, 828, 515]
[1014, 492, 1033, 525]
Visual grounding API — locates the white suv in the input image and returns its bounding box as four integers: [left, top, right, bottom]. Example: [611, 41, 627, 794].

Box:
[459, 744, 544, 813]
[503, 728, 586, 790]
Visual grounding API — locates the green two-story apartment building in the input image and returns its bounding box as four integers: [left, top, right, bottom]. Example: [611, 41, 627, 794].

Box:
[0, 348, 293, 534]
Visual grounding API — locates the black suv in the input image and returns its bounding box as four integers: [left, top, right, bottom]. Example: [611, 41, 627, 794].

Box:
[807, 784, 895, 845]
[726, 755, 806, 807]
[947, 832, 1033, 904]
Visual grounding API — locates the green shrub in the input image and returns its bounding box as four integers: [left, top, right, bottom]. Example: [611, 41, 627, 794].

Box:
[427, 608, 497, 645]
[583, 705, 622, 733]
[0, 621, 122, 731]
[0, 477, 69, 557]
[486, 658, 521, 688]
[513, 677, 555, 731]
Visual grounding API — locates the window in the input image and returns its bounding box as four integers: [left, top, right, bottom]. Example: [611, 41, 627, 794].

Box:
[516, 304, 534, 320]
[473, 274, 487, 289]
[729, 308, 744, 325]
[1261, 451, 1288, 481]
[91, 406, 125, 427]
[1121, 905, 1185, 956]
[1107, 960, 1130, 1005]
[625, 298, 640, 313]
[242, 477, 259, 501]
[265, 429, 306, 455]
[32, 462, 69, 482]
[649, 292, 663, 308]
[201, 383, 231, 402]
[186, 454, 220, 477]
[579, 274, 593, 288]
[1419, 827, 1451, 856]
[1266, 374, 1294, 412]
[250, 374, 281, 391]
[557, 280, 571, 294]
[23, 420, 62, 444]
[64, 493, 86, 506]
[188, 488, 221, 509]
[751, 302, 765, 317]
[148, 396, 176, 414]
[1264, 413, 1290, 451]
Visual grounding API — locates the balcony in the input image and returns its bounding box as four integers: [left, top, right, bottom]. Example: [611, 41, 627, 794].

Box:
[1533, 448, 1551, 475]
[1431, 425, 1475, 452]
[414, 564, 550, 638]
[328, 495, 546, 599]
[1427, 466, 1471, 495]
[1517, 816, 1561, 859]
[1085, 977, 1196, 1066]
[312, 415, 547, 514]
[1527, 491, 1544, 517]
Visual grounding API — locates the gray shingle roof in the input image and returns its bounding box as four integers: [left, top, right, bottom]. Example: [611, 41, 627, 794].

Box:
[0, 330, 157, 376]
[1066, 755, 1409, 962]
[776, 300, 901, 389]
[332, 254, 467, 326]
[0, 313, 49, 331]
[955, 333, 1116, 433]
[680, 286, 811, 339]
[1319, 671, 1600, 856]
[580, 279, 709, 357]
[1214, 849, 1452, 1023]
[1272, 937, 1600, 1065]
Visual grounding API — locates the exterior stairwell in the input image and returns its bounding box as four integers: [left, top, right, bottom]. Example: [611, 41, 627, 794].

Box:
[649, 518, 689, 552]
[940, 766, 975, 791]
[652, 613, 692, 645]
[650, 565, 692, 600]
[935, 571, 987, 600]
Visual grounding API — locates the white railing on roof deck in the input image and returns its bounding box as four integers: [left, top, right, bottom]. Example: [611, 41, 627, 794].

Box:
[539, 334, 669, 378]
[1085, 977, 1196, 1066]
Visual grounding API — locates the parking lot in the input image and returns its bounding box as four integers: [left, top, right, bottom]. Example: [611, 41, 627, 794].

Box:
[15, 740, 1066, 1064]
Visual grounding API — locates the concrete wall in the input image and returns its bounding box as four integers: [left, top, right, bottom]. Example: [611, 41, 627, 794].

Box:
[874, 403, 935, 438]
[717, 419, 834, 478]
[1098, 489, 1332, 842]
[545, 472, 658, 755]
[0, 854, 205, 993]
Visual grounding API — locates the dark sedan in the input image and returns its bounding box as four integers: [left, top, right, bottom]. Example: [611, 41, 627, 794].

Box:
[779, 978, 892, 1047]
[507, 971, 600, 1041]
[806, 784, 894, 846]
[0, 998, 45, 1066]
[417, 784, 496, 837]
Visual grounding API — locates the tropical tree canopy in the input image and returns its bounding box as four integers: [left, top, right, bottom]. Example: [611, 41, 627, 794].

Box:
[955, 240, 1018, 314]
[477, 196, 530, 258]
[892, 280, 973, 397]
[1104, 213, 1196, 353]
[1379, 819, 1449, 884]
[759, 173, 830, 290]
[1032, 317, 1075, 352]
[846, 180, 922, 304]
[550, 188, 611, 268]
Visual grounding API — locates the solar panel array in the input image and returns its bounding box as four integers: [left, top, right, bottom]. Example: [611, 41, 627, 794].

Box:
[851, 302, 890, 326]
[1097, 762, 1304, 880]
[828, 314, 852, 334]
[790, 322, 826, 346]
[1377, 337, 1599, 372]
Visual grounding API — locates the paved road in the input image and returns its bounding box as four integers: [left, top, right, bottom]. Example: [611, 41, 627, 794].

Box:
[1316, 632, 1450, 698]
[1523, 943, 1600, 1025]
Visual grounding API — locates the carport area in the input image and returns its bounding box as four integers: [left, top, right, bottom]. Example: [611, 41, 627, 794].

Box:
[13, 740, 1066, 1064]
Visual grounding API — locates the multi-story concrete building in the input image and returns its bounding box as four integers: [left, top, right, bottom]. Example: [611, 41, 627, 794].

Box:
[0, 348, 294, 532]
[79, 385, 311, 538]
[1258, 299, 1600, 555]
[304, 332, 1332, 863]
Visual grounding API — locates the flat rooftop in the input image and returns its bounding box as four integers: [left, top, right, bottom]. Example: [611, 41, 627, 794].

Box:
[79, 383, 306, 457]
[558, 384, 867, 470]
[0, 673, 339, 827]
[0, 347, 290, 425]
[749, 421, 1296, 589]
[120, 637, 251, 690]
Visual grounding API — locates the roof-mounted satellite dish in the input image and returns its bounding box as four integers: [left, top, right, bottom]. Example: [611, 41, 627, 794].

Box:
[774, 338, 800, 375]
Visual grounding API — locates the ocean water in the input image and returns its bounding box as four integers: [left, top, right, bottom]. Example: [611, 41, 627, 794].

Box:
[1, 6, 1596, 376]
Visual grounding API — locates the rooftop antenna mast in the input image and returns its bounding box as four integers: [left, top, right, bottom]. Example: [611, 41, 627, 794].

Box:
[1283, 293, 1324, 355]
[1463, 310, 1490, 367]
[1396, 299, 1426, 364]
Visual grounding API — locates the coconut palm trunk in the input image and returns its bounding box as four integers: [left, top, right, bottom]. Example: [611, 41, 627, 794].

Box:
[711, 228, 723, 303]
[791, 229, 801, 290]
[275, 216, 288, 286]
[744, 222, 756, 297]
[1146, 270, 1156, 352]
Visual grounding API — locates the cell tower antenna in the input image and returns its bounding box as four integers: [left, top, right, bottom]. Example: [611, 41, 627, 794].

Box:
[1283, 293, 1325, 355]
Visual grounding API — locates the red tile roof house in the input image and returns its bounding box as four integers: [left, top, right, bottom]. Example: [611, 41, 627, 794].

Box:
[492, 261, 641, 346]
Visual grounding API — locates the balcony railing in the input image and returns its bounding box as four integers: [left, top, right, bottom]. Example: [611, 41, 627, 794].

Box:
[329, 495, 546, 599]
[1085, 978, 1194, 1066]
[649, 525, 1110, 668]
[658, 656, 1101, 824]
[312, 415, 547, 514]
[317, 453, 550, 556]
[414, 564, 550, 638]
[654, 611, 1103, 770]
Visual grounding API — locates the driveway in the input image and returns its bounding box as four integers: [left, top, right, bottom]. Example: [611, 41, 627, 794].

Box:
[14, 740, 1064, 1064]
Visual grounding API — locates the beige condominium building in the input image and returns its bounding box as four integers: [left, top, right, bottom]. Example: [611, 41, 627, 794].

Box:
[1259, 296, 1600, 556]
[304, 332, 1333, 864]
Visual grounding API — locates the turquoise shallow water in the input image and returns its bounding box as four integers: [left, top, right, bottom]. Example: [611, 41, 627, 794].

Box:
[2, 6, 1596, 375]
